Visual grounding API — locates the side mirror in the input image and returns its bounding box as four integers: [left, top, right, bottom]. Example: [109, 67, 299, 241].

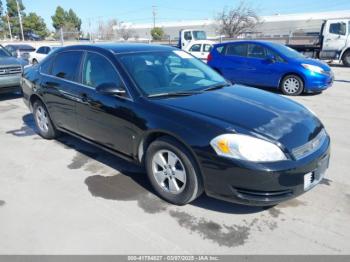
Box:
[266, 54, 276, 63]
[96, 83, 126, 96]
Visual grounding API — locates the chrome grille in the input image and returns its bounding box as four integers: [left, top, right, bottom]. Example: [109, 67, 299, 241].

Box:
[292, 129, 327, 160]
[0, 67, 22, 76]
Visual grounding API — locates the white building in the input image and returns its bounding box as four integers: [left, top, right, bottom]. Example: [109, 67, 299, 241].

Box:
[123, 10, 350, 40]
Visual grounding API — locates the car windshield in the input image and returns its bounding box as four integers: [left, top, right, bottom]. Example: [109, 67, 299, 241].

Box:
[0, 46, 11, 57]
[193, 31, 207, 40]
[271, 44, 305, 59]
[118, 50, 227, 97]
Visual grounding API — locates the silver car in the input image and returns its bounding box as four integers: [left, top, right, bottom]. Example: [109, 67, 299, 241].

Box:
[0, 45, 28, 94]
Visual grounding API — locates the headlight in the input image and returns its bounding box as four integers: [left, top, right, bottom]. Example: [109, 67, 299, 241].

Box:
[210, 134, 287, 162]
[302, 64, 325, 74]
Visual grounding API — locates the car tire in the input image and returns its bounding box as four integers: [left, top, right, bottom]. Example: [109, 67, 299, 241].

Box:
[342, 51, 350, 67]
[145, 136, 204, 205]
[33, 100, 59, 139]
[32, 59, 38, 65]
[280, 75, 304, 96]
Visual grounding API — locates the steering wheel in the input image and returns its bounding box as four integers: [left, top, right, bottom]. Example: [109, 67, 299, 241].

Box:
[170, 72, 186, 86]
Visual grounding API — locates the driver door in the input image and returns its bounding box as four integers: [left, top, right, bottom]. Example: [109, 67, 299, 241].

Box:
[75, 51, 136, 155]
[322, 20, 348, 58]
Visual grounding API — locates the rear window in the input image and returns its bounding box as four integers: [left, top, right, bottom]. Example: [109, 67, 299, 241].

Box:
[226, 44, 248, 57]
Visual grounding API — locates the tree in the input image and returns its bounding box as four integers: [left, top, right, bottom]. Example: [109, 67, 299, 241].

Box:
[151, 27, 164, 41]
[6, 0, 24, 17]
[52, 6, 82, 40]
[66, 9, 81, 31]
[216, 2, 260, 38]
[116, 23, 134, 41]
[51, 6, 66, 30]
[23, 12, 48, 38]
[6, 0, 25, 38]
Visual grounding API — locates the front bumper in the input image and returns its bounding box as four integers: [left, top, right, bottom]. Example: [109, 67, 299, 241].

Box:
[304, 71, 334, 92]
[0, 74, 21, 88]
[198, 136, 330, 206]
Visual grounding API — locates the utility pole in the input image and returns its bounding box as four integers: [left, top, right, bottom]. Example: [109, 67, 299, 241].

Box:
[152, 5, 157, 28]
[6, 14, 13, 41]
[16, 0, 24, 41]
[88, 18, 92, 42]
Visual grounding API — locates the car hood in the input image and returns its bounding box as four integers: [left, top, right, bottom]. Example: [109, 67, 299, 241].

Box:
[0, 56, 24, 67]
[293, 57, 331, 71]
[154, 85, 323, 151]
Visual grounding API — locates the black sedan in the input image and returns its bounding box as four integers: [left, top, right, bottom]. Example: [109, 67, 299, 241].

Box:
[21, 44, 330, 206]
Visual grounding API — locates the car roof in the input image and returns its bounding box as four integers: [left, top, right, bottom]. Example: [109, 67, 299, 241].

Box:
[6, 44, 35, 50]
[58, 43, 176, 54]
[214, 40, 283, 48]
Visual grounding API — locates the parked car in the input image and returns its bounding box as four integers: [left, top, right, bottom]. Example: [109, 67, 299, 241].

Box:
[184, 40, 214, 62]
[207, 41, 334, 96]
[5, 44, 36, 62]
[21, 44, 330, 206]
[29, 45, 61, 64]
[0, 45, 28, 94]
[24, 31, 42, 41]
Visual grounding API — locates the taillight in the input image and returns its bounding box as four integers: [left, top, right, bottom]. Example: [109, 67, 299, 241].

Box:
[207, 53, 213, 62]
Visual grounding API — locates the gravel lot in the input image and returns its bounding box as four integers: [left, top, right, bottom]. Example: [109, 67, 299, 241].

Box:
[0, 66, 349, 255]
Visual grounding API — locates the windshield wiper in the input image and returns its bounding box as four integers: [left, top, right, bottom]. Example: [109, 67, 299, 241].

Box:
[202, 82, 231, 92]
[148, 91, 202, 98]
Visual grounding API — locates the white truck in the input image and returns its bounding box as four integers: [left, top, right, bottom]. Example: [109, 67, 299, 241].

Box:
[284, 19, 350, 66]
[178, 29, 215, 62]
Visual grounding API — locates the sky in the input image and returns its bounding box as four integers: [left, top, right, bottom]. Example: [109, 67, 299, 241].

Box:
[14, 0, 350, 31]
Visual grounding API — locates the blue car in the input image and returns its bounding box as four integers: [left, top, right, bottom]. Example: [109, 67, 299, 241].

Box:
[207, 41, 334, 96]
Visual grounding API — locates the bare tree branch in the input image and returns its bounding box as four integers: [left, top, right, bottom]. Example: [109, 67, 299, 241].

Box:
[216, 2, 260, 38]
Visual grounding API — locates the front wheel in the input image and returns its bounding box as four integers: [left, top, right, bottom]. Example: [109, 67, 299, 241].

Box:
[342, 51, 350, 67]
[32, 59, 38, 65]
[33, 100, 59, 139]
[280, 75, 304, 96]
[145, 137, 203, 205]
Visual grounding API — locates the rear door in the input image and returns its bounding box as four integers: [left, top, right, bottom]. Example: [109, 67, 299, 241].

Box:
[74, 51, 136, 155]
[219, 43, 248, 83]
[188, 44, 202, 59]
[35, 46, 47, 62]
[40, 50, 83, 132]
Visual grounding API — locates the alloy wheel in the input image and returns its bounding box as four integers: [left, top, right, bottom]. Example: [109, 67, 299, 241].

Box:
[35, 106, 49, 133]
[151, 150, 187, 194]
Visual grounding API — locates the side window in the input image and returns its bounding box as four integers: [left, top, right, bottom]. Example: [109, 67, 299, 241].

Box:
[203, 44, 212, 52]
[216, 46, 225, 54]
[52, 51, 83, 81]
[189, 44, 201, 52]
[247, 44, 268, 59]
[44, 47, 50, 54]
[82, 52, 122, 89]
[329, 22, 346, 35]
[226, 44, 248, 57]
[184, 31, 192, 40]
[40, 56, 54, 75]
[37, 47, 46, 54]
[266, 48, 284, 62]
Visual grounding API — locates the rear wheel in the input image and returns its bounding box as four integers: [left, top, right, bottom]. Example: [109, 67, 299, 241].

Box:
[280, 75, 304, 96]
[33, 100, 59, 139]
[342, 51, 350, 67]
[145, 137, 203, 205]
